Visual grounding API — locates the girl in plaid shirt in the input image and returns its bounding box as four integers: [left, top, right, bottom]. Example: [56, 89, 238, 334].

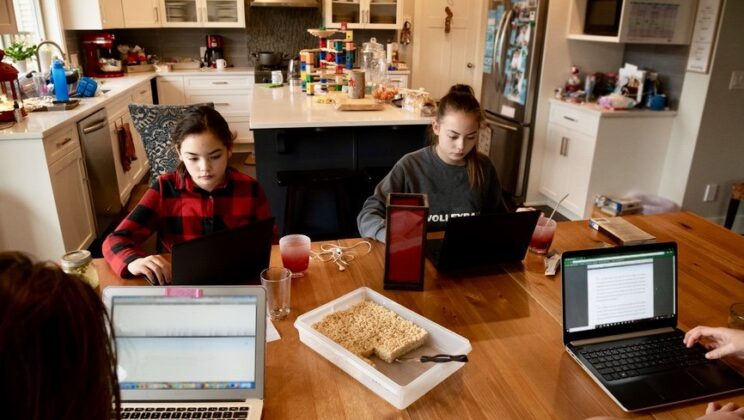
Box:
[103, 106, 272, 285]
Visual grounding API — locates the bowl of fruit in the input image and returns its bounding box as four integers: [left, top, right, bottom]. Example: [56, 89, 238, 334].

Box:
[372, 81, 400, 104]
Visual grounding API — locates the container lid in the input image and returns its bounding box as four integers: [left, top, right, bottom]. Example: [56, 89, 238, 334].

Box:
[60, 250, 92, 269]
[0, 50, 20, 82]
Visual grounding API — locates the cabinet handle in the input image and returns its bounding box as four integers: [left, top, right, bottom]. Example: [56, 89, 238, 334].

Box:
[212, 81, 229, 85]
[467, 62, 474, 69]
[214, 102, 230, 106]
[153, 6, 159, 22]
[139, 89, 147, 95]
[563, 116, 577, 123]
[560, 136, 570, 156]
[56, 137, 73, 148]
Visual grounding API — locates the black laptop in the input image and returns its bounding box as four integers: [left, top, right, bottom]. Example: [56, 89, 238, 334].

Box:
[425, 211, 540, 271]
[562, 242, 744, 412]
[171, 217, 274, 285]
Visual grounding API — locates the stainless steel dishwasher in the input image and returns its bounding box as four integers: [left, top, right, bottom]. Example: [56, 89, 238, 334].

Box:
[78, 108, 121, 235]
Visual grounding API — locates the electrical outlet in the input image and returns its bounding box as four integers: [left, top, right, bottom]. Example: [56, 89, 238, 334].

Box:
[703, 184, 719, 202]
[729, 71, 744, 90]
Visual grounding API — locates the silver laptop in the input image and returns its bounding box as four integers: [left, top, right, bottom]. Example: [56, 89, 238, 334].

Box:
[103, 286, 266, 419]
[562, 242, 744, 412]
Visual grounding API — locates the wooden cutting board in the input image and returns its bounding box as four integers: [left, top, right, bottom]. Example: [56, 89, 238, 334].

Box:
[335, 98, 384, 111]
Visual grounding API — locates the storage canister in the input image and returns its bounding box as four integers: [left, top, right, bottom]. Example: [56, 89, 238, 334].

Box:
[349, 70, 365, 99]
[60, 250, 99, 288]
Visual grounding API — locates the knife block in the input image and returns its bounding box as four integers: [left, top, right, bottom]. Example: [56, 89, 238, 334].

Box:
[384, 193, 428, 291]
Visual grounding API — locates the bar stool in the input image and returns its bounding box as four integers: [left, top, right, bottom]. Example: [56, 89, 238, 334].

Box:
[276, 168, 356, 238]
[724, 183, 744, 230]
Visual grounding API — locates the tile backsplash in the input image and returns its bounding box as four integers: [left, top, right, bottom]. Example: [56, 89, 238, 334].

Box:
[66, 8, 396, 68]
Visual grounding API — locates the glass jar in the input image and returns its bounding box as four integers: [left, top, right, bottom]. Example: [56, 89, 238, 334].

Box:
[60, 250, 99, 289]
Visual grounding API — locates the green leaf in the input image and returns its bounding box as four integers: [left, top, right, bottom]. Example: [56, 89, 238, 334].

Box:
[3, 42, 38, 62]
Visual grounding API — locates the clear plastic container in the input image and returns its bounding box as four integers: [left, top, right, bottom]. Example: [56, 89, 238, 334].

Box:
[631, 194, 680, 215]
[294, 287, 471, 409]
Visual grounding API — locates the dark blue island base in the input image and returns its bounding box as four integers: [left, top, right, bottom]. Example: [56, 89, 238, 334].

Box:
[254, 124, 430, 239]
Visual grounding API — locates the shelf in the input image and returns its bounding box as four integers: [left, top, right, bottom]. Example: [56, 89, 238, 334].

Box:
[567, 33, 621, 43]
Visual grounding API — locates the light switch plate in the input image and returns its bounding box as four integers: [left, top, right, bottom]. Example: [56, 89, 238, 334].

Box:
[703, 184, 718, 202]
[729, 71, 744, 90]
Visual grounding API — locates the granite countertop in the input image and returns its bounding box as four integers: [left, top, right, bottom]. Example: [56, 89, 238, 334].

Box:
[549, 98, 677, 118]
[250, 86, 431, 129]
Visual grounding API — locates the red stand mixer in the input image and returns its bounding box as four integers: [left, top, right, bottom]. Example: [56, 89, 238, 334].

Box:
[82, 32, 124, 78]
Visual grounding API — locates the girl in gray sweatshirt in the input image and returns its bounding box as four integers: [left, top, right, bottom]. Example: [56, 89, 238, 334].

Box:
[357, 85, 507, 242]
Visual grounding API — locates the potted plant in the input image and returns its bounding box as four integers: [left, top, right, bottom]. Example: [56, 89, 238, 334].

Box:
[3, 42, 38, 74]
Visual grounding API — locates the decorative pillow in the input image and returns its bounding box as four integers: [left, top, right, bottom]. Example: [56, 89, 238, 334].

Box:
[128, 103, 214, 183]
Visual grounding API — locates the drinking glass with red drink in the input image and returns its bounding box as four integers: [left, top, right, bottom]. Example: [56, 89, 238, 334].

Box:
[529, 216, 557, 254]
[279, 234, 311, 278]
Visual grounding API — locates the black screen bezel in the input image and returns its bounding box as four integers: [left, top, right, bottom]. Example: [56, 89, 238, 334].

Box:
[584, 0, 624, 36]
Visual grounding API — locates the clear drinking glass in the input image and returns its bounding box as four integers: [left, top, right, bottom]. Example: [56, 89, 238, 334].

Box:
[261, 267, 292, 321]
[728, 303, 744, 330]
[528, 216, 557, 254]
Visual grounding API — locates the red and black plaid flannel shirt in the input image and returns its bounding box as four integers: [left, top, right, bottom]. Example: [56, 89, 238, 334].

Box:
[103, 168, 273, 277]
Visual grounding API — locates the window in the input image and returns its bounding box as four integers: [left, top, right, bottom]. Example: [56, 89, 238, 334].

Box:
[1, 0, 44, 49]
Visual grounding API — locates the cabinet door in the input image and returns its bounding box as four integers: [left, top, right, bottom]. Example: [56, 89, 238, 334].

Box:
[325, 0, 363, 28]
[366, 0, 401, 29]
[160, 0, 200, 27]
[124, 0, 161, 27]
[539, 123, 594, 218]
[0, 0, 18, 34]
[49, 147, 96, 252]
[156, 77, 186, 104]
[202, 0, 244, 27]
[101, 0, 125, 28]
[109, 115, 131, 204]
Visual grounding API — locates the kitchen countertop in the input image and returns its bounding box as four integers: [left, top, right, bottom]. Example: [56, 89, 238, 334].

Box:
[250, 86, 432, 129]
[154, 66, 254, 76]
[0, 73, 156, 140]
[549, 98, 677, 118]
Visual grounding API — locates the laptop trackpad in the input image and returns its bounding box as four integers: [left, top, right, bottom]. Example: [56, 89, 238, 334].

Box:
[646, 371, 705, 401]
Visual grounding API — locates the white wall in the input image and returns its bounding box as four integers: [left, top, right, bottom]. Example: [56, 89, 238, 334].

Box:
[658, 0, 744, 232]
[524, 1, 624, 207]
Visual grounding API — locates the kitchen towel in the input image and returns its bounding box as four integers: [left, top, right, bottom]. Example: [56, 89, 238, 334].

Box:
[118, 122, 137, 172]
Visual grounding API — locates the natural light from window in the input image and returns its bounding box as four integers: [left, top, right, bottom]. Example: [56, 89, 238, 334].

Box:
[1, 0, 44, 49]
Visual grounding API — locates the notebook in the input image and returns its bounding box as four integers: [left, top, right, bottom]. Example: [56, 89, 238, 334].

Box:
[561, 242, 744, 412]
[425, 210, 540, 271]
[171, 218, 274, 285]
[103, 286, 266, 419]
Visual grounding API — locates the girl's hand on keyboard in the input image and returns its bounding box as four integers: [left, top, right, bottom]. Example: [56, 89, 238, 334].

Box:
[697, 402, 744, 419]
[684, 326, 744, 360]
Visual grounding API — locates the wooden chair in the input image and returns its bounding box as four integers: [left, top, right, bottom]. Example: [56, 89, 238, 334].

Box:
[724, 183, 744, 230]
[128, 103, 213, 184]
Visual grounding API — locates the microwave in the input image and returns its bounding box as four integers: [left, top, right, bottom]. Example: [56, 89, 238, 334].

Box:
[584, 0, 623, 36]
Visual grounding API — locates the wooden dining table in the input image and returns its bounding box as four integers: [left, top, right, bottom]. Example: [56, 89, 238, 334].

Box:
[94, 211, 744, 419]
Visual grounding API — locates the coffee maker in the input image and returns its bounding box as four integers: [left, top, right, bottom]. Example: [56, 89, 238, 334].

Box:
[82, 32, 124, 78]
[204, 35, 224, 68]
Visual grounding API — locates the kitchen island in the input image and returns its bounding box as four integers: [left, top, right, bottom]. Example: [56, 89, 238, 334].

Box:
[250, 86, 432, 237]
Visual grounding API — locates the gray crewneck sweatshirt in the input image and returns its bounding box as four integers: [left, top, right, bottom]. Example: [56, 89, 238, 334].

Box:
[357, 146, 507, 242]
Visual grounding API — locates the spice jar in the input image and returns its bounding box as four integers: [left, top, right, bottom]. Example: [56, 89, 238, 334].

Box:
[60, 250, 99, 289]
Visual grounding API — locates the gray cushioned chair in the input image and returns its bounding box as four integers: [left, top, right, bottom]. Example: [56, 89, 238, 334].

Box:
[128, 103, 214, 184]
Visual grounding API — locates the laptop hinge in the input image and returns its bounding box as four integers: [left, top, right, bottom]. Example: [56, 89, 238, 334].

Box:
[570, 327, 676, 347]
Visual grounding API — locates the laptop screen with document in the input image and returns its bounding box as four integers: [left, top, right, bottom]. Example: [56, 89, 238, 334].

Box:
[105, 286, 266, 402]
[562, 243, 678, 342]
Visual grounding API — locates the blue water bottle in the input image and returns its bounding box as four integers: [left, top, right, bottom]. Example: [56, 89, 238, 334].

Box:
[51, 59, 69, 101]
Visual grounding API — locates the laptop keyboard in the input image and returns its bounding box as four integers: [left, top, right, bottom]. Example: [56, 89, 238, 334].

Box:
[578, 331, 709, 382]
[117, 406, 250, 419]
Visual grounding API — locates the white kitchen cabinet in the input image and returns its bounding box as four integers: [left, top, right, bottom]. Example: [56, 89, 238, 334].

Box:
[0, 0, 18, 34]
[324, 0, 403, 29]
[387, 72, 409, 89]
[160, 0, 245, 28]
[157, 74, 254, 148]
[123, 0, 162, 27]
[539, 100, 675, 219]
[107, 81, 152, 205]
[48, 144, 97, 253]
[60, 0, 125, 30]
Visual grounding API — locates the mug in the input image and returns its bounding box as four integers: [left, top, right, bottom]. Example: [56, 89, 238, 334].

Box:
[647, 94, 666, 111]
[215, 59, 227, 70]
[271, 70, 284, 84]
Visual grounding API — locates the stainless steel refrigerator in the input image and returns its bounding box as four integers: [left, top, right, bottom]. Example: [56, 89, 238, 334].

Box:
[481, 0, 548, 204]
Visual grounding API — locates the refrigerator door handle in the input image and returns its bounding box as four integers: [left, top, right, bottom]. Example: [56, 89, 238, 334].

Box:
[492, 8, 509, 77]
[495, 9, 513, 94]
[489, 120, 519, 132]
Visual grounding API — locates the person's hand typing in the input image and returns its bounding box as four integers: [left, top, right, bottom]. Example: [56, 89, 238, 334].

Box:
[695, 402, 744, 419]
[684, 326, 744, 360]
[127, 255, 172, 285]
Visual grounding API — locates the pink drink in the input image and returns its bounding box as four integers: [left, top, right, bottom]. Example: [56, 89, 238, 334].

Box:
[279, 234, 311, 277]
[529, 217, 557, 254]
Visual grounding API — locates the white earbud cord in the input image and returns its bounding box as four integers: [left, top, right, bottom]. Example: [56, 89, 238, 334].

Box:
[310, 241, 373, 271]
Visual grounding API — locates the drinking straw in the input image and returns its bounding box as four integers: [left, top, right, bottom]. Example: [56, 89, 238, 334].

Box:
[547, 193, 569, 224]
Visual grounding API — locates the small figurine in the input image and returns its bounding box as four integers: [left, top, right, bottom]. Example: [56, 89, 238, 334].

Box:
[565, 65, 581, 93]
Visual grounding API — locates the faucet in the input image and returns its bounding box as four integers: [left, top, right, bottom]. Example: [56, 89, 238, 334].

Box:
[35, 41, 66, 73]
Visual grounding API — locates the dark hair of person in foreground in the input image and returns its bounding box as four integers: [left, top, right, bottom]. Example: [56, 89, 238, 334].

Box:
[0, 251, 120, 420]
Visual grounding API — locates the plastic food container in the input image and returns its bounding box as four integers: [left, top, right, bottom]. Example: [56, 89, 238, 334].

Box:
[294, 287, 471, 409]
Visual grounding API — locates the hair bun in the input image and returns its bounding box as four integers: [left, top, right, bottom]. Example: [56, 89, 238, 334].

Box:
[448, 84, 475, 96]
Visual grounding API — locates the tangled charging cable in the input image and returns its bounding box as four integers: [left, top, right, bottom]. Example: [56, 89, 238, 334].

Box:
[311, 241, 372, 272]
